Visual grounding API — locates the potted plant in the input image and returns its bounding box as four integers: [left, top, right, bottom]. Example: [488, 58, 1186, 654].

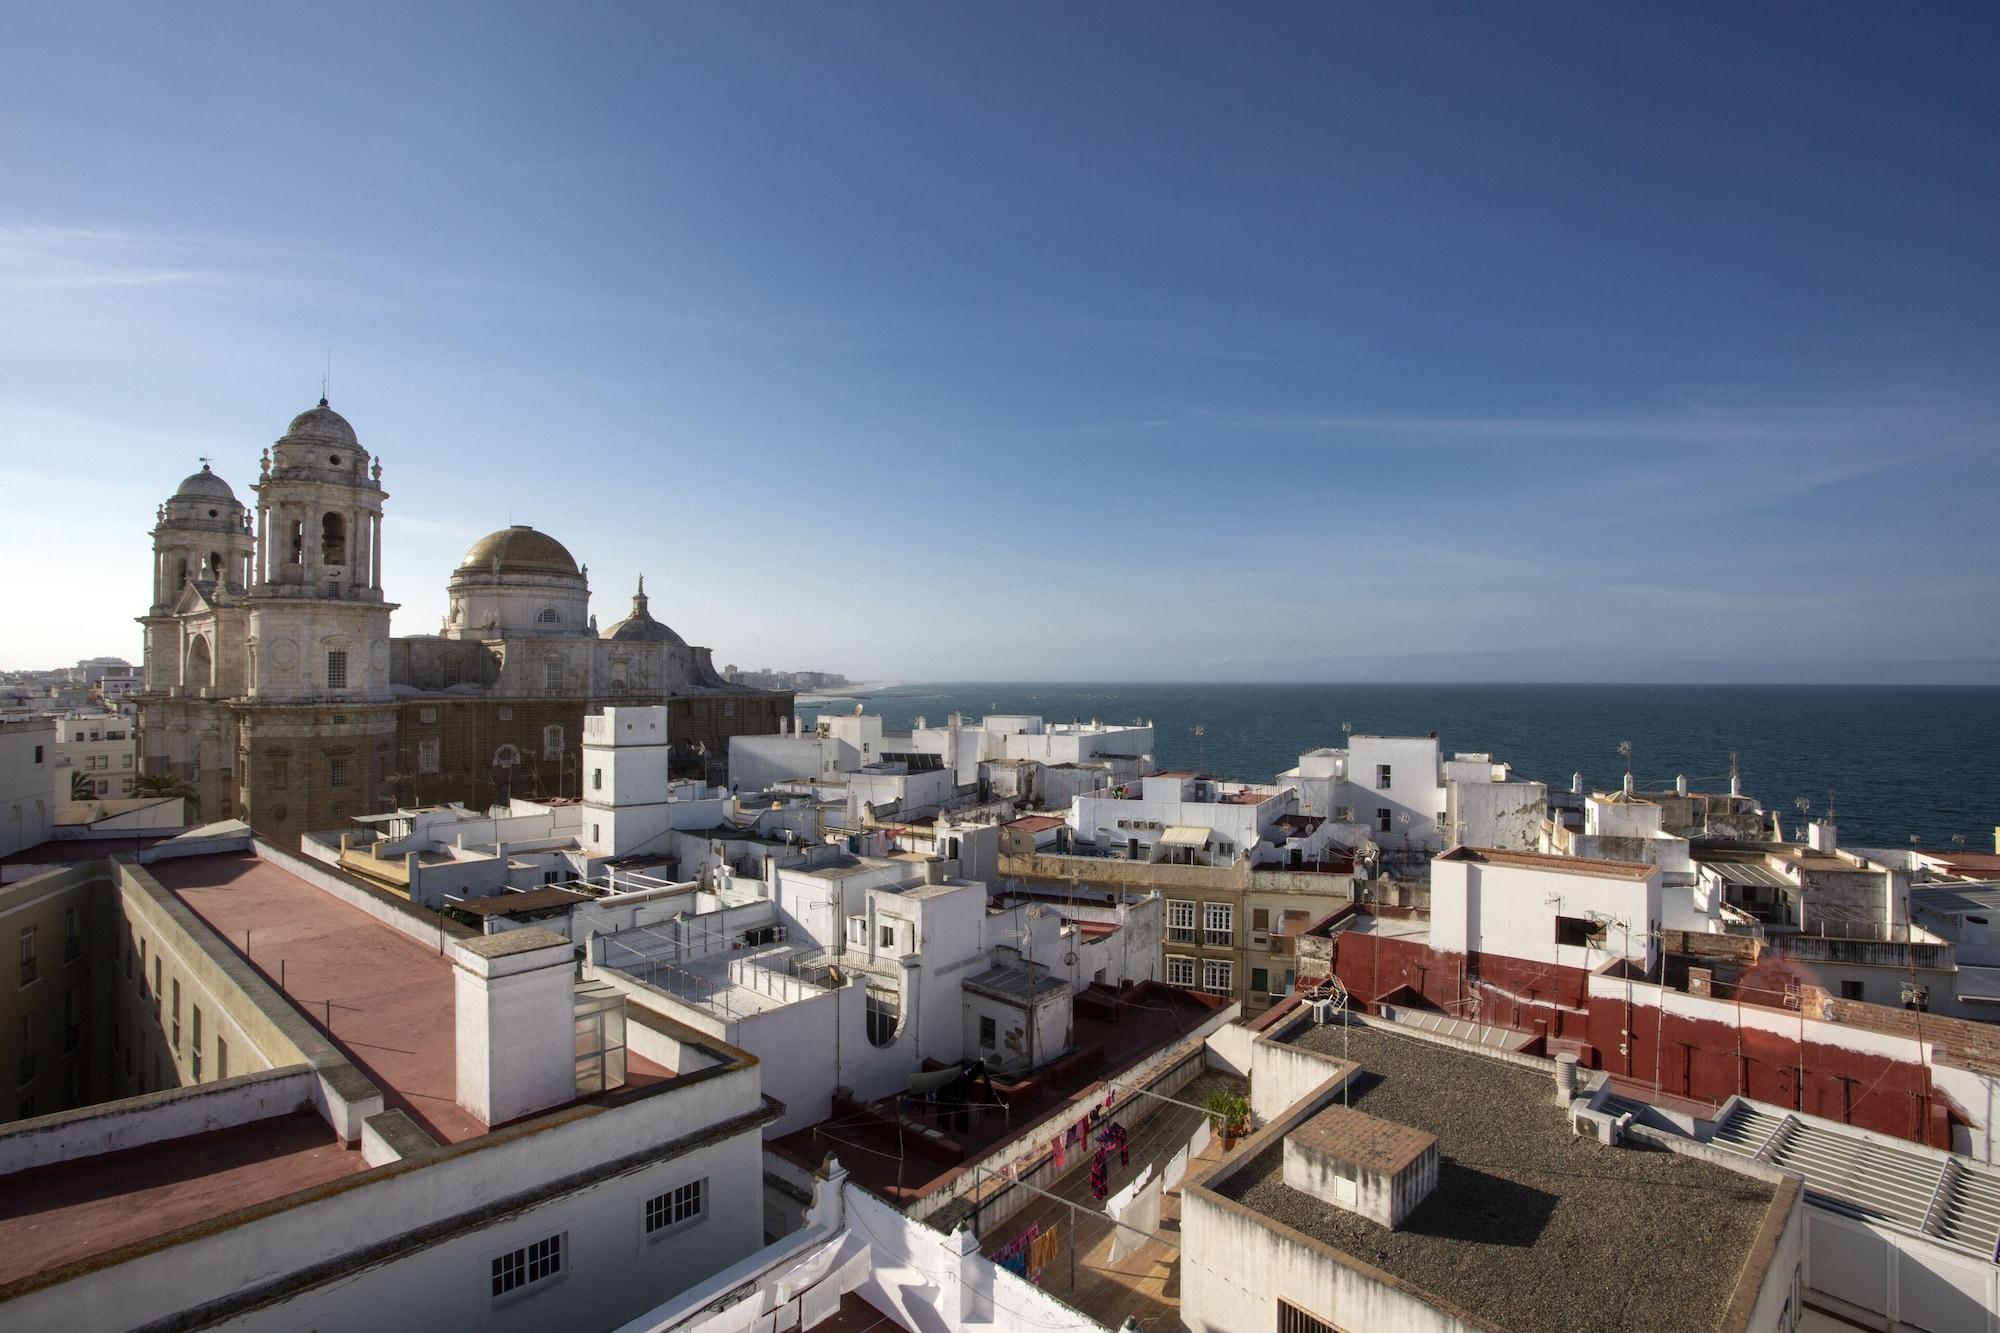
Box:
[1204, 1089, 1252, 1151]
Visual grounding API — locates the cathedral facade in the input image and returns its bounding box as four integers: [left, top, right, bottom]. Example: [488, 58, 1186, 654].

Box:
[138, 400, 791, 841]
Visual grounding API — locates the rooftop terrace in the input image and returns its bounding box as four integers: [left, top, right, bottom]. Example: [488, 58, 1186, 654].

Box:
[1212, 1023, 1776, 1333]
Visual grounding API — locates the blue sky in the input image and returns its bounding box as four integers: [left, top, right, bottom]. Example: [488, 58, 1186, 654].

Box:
[2, 5, 1995, 682]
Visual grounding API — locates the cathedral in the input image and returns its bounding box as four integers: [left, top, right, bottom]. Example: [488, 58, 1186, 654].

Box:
[137, 399, 791, 840]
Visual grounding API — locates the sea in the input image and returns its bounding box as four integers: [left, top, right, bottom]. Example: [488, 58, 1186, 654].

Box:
[794, 683, 1999, 852]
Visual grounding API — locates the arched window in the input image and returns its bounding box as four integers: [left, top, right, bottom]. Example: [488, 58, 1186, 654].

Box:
[536, 607, 562, 625]
[185, 636, 213, 687]
[173, 557, 188, 589]
[542, 725, 563, 760]
[494, 744, 520, 767]
[207, 552, 222, 579]
[321, 513, 347, 566]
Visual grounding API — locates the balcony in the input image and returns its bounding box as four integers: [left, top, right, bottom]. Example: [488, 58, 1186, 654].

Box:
[1767, 920, 1952, 971]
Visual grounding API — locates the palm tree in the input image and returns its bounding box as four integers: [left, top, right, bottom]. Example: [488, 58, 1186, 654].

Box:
[129, 772, 194, 799]
[69, 770, 95, 802]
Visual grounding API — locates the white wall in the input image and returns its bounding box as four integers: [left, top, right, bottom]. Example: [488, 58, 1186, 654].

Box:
[1, 720, 55, 858]
[1431, 856, 1659, 970]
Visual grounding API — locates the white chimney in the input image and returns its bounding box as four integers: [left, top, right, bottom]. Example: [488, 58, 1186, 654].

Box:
[1572, 772, 1583, 795]
[1807, 819, 1838, 853]
[454, 927, 577, 1126]
[1675, 774, 1688, 797]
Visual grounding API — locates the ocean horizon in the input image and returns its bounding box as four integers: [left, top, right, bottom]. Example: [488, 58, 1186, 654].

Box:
[795, 681, 1999, 851]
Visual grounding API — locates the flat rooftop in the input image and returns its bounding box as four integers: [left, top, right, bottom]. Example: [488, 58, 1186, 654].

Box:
[774, 984, 1228, 1202]
[1439, 844, 1656, 881]
[154, 851, 490, 1143]
[1213, 1024, 1774, 1333]
[153, 852, 667, 1142]
[0, 1109, 364, 1286]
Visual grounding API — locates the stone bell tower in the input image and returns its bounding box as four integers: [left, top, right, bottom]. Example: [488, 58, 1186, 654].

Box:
[233, 400, 401, 839]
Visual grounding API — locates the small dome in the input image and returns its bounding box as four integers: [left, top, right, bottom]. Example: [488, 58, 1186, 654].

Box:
[602, 576, 686, 645]
[174, 464, 237, 502]
[457, 525, 582, 578]
[283, 398, 359, 447]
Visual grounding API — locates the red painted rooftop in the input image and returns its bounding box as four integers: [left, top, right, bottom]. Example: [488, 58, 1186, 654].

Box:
[154, 852, 492, 1143]
[0, 1109, 364, 1286]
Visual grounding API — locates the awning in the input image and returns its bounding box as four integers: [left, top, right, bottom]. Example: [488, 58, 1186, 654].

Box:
[1159, 825, 1211, 849]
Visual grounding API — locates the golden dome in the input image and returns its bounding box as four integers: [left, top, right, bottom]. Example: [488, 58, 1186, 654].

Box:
[456, 526, 581, 577]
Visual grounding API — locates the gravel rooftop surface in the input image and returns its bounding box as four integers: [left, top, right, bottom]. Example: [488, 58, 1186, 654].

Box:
[1213, 1025, 1775, 1333]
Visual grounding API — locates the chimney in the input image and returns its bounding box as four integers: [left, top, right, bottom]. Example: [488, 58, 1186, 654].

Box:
[1621, 771, 1634, 797]
[453, 928, 578, 1126]
[1572, 772, 1582, 795]
[1675, 774, 1688, 797]
[1807, 819, 1838, 854]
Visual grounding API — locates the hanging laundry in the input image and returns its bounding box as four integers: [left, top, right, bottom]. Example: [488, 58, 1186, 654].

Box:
[1089, 1146, 1109, 1200]
[998, 1250, 1029, 1278]
[1028, 1226, 1060, 1282]
[1189, 1119, 1212, 1160]
[1099, 1121, 1129, 1165]
[1052, 1134, 1066, 1169]
[1163, 1145, 1189, 1193]
[1127, 1175, 1164, 1240]
[1067, 1118, 1084, 1146]
[1103, 1090, 1116, 1111]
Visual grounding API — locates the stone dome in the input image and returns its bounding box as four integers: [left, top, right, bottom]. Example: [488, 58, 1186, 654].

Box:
[458, 526, 582, 578]
[602, 577, 686, 645]
[282, 398, 360, 447]
[174, 464, 238, 503]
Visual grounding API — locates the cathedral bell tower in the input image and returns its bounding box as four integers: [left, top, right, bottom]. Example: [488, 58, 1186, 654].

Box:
[234, 399, 401, 838]
[139, 463, 254, 692]
[245, 399, 396, 700]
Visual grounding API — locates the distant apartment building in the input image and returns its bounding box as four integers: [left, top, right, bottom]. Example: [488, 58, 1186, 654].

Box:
[49, 711, 137, 800]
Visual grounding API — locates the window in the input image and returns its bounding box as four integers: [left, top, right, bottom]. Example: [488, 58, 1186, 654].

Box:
[121, 754, 132, 768]
[1251, 967, 1270, 995]
[1376, 807, 1392, 833]
[1839, 979, 1865, 1002]
[1555, 916, 1605, 949]
[498, 705, 513, 721]
[63, 907, 80, 963]
[1202, 959, 1233, 995]
[417, 738, 440, 774]
[1252, 907, 1270, 932]
[1166, 955, 1196, 988]
[328, 758, 348, 788]
[153, 957, 162, 1017]
[1166, 900, 1196, 944]
[591, 768, 603, 792]
[490, 1233, 564, 1300]
[979, 1015, 997, 1049]
[542, 725, 563, 760]
[191, 1006, 203, 1080]
[31, 745, 41, 764]
[879, 923, 896, 950]
[536, 607, 561, 625]
[171, 978, 182, 1051]
[1333, 805, 1353, 822]
[18, 926, 35, 987]
[1203, 902, 1233, 947]
[592, 824, 601, 843]
[645, 1179, 707, 1236]
[217, 1036, 229, 1080]
[17, 1013, 33, 1085]
[419, 707, 438, 723]
[63, 987, 78, 1052]
[326, 650, 348, 690]
[270, 756, 289, 789]
[544, 659, 564, 691]
[847, 916, 870, 948]
[1278, 1297, 1350, 1333]
[1375, 764, 1392, 790]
